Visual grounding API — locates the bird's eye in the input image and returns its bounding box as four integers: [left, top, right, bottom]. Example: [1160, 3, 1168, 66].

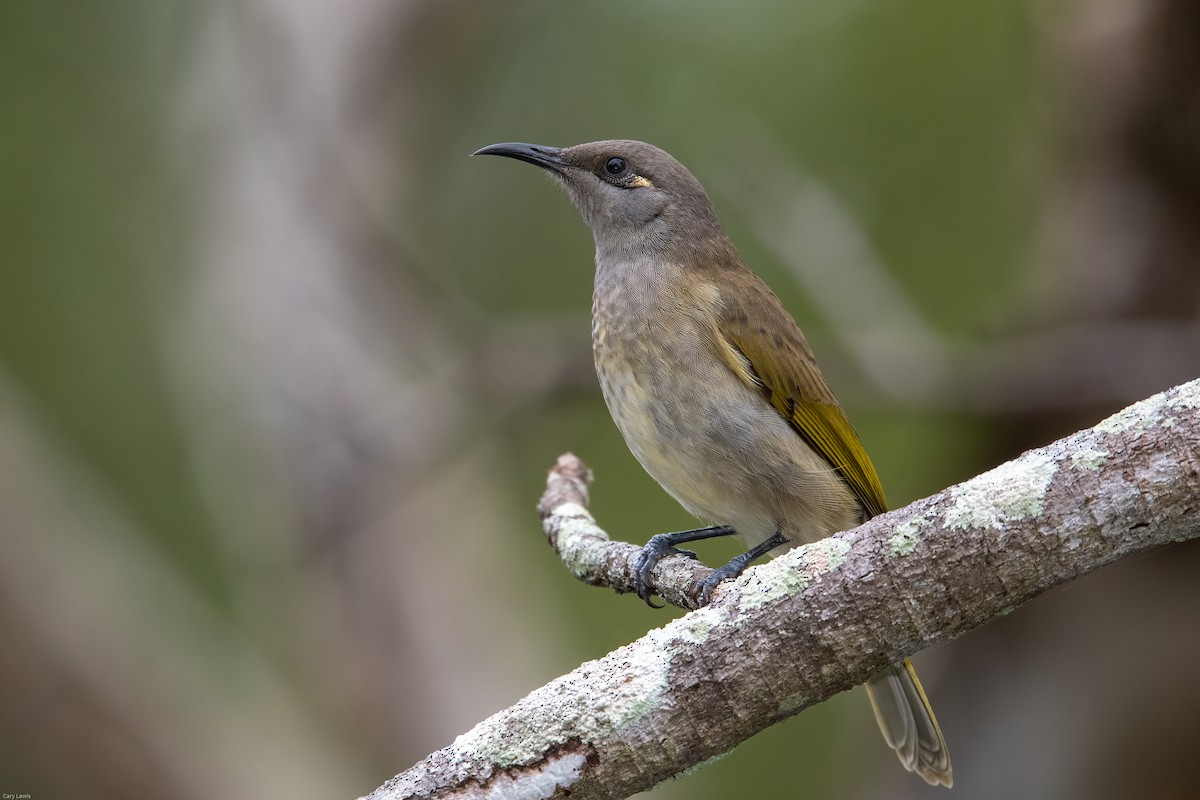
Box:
[604, 157, 628, 176]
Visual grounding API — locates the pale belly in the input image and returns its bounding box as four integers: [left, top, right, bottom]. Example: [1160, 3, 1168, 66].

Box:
[592, 312, 860, 550]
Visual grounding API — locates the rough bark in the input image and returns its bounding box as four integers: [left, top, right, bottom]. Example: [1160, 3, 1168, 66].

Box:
[362, 379, 1200, 800]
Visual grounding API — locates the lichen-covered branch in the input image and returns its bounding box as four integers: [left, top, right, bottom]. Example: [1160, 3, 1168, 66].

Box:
[361, 380, 1200, 800]
[533, 456, 717, 612]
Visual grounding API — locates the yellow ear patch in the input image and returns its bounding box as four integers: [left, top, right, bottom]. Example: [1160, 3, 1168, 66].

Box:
[629, 175, 653, 188]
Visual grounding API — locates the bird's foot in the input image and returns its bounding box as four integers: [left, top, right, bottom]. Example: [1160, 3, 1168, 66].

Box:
[632, 525, 736, 607]
[691, 530, 789, 606]
[634, 534, 699, 608]
[693, 562, 743, 607]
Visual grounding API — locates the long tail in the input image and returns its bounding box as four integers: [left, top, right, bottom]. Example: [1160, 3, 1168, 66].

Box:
[864, 658, 953, 787]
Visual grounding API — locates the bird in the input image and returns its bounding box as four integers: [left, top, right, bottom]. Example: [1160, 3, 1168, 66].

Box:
[474, 138, 952, 787]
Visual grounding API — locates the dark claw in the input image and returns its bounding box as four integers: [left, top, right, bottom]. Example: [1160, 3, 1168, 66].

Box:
[634, 533, 700, 607]
[630, 525, 737, 607]
[691, 530, 790, 606]
[693, 561, 742, 606]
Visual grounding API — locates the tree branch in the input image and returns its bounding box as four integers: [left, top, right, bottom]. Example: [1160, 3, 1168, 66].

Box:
[362, 380, 1200, 800]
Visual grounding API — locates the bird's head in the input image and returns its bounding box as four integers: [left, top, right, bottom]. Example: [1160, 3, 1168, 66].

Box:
[473, 139, 723, 256]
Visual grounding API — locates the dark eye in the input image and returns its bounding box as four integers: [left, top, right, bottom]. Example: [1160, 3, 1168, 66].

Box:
[604, 157, 627, 176]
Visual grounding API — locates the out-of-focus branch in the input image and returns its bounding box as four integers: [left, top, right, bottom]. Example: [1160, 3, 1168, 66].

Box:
[361, 379, 1200, 800]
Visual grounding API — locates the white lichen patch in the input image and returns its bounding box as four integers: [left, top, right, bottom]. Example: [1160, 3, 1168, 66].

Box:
[548, 502, 613, 576]
[733, 561, 811, 613]
[806, 537, 851, 572]
[551, 502, 598, 535]
[1166, 379, 1200, 411]
[889, 514, 927, 556]
[1157, 381, 1200, 429]
[1096, 389, 1169, 435]
[669, 605, 719, 646]
[449, 608, 718, 770]
[1070, 446, 1108, 472]
[943, 451, 1058, 531]
[443, 750, 589, 800]
[1093, 380, 1198, 436]
[735, 537, 850, 613]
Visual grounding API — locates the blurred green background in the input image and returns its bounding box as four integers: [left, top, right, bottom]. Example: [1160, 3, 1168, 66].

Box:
[2, 1, 1198, 798]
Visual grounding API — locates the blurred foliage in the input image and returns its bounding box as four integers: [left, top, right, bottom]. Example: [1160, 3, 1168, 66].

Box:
[1, 1, 1197, 799]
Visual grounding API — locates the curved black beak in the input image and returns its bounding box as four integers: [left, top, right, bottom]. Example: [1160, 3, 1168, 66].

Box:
[472, 142, 565, 173]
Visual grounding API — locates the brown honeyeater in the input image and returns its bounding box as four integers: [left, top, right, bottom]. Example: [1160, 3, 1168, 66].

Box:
[475, 139, 952, 787]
